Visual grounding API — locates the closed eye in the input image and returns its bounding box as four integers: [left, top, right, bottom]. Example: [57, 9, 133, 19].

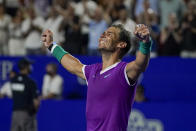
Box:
[107, 32, 113, 36]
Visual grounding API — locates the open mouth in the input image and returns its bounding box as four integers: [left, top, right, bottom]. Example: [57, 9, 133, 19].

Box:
[99, 38, 106, 44]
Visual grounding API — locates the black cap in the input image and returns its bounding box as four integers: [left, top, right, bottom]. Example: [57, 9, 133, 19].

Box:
[18, 58, 33, 70]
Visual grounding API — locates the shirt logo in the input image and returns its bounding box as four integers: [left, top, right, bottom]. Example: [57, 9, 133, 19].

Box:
[104, 74, 111, 78]
[18, 76, 23, 81]
[12, 83, 25, 91]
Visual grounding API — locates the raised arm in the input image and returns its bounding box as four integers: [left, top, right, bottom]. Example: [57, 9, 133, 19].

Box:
[126, 24, 151, 81]
[42, 30, 85, 79]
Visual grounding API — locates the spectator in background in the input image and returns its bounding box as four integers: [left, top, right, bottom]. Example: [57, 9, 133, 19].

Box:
[180, 0, 196, 58]
[0, 3, 11, 55]
[113, 6, 136, 35]
[123, 0, 133, 13]
[23, 0, 51, 18]
[134, 73, 147, 103]
[102, 0, 126, 22]
[53, 0, 69, 10]
[51, 0, 71, 20]
[74, 0, 97, 25]
[88, 6, 108, 55]
[5, 0, 20, 16]
[74, 0, 97, 54]
[160, 0, 186, 28]
[22, 7, 45, 55]
[136, 0, 158, 26]
[42, 63, 63, 100]
[134, 85, 147, 102]
[8, 8, 25, 56]
[0, 70, 17, 98]
[10, 58, 39, 131]
[135, 0, 159, 18]
[137, 0, 160, 57]
[160, 13, 181, 56]
[63, 15, 83, 54]
[43, 6, 64, 46]
[112, 6, 137, 55]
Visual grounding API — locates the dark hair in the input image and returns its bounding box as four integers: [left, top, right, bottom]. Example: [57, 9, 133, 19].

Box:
[47, 63, 58, 73]
[18, 58, 33, 70]
[116, 5, 126, 11]
[111, 24, 131, 59]
[73, 15, 80, 25]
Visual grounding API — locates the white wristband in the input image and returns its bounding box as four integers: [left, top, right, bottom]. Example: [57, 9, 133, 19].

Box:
[51, 42, 58, 53]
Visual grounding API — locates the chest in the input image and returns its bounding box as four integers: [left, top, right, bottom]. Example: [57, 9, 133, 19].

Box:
[87, 69, 125, 99]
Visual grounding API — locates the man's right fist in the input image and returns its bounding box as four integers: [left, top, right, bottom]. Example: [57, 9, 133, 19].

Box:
[41, 30, 53, 48]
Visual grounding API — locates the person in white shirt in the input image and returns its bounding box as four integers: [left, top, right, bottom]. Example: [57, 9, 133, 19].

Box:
[0, 4, 11, 55]
[43, 6, 64, 44]
[74, 0, 97, 36]
[0, 70, 17, 98]
[113, 6, 136, 35]
[22, 7, 45, 55]
[8, 8, 25, 56]
[42, 63, 63, 100]
[23, 0, 50, 18]
[88, 6, 109, 55]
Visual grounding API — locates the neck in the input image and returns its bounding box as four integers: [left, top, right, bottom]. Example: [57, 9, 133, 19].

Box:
[101, 52, 121, 70]
[50, 74, 56, 78]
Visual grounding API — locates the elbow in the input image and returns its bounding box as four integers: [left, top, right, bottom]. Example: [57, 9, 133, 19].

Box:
[67, 64, 81, 75]
[136, 64, 148, 73]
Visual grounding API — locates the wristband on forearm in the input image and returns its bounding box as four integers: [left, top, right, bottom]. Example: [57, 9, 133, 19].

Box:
[48, 42, 69, 62]
[139, 38, 152, 55]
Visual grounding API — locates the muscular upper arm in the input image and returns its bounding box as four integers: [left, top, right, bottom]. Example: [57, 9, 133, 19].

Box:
[126, 24, 151, 81]
[60, 54, 86, 79]
[126, 61, 142, 82]
[42, 29, 86, 80]
[126, 51, 150, 81]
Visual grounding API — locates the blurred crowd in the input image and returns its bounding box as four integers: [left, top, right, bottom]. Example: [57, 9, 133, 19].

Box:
[0, 0, 195, 57]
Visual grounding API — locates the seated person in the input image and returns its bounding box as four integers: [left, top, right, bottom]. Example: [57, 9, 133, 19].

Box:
[134, 85, 148, 102]
[42, 63, 63, 100]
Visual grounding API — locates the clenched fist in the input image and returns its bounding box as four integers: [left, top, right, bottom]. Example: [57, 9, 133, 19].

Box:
[41, 29, 53, 48]
[134, 24, 150, 43]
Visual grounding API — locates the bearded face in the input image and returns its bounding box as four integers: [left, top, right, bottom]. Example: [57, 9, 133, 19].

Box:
[98, 27, 120, 53]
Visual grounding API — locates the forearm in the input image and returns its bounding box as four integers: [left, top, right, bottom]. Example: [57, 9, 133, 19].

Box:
[135, 51, 150, 72]
[135, 40, 151, 72]
[31, 24, 42, 32]
[172, 32, 181, 43]
[42, 29, 85, 79]
[60, 54, 84, 78]
[50, 44, 85, 79]
[160, 30, 168, 44]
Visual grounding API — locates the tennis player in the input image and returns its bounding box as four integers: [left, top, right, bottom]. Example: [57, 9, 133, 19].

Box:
[42, 24, 151, 131]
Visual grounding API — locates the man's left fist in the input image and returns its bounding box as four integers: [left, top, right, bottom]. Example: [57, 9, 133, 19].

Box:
[134, 24, 150, 43]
